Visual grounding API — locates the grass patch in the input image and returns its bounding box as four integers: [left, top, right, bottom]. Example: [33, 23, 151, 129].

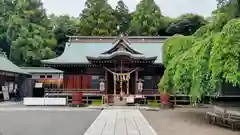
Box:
[148, 100, 160, 108]
[91, 99, 103, 106]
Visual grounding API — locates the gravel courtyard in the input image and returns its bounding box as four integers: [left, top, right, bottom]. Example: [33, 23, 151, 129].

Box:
[142, 108, 239, 135]
[0, 110, 101, 135]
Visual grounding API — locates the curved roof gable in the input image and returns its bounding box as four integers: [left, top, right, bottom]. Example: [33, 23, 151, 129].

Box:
[101, 35, 143, 55]
[86, 35, 158, 61]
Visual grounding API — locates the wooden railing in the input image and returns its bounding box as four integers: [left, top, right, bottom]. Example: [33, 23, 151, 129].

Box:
[45, 88, 102, 94]
[44, 88, 237, 106]
[44, 89, 103, 99]
[44, 88, 104, 105]
[44, 88, 160, 95]
[141, 89, 159, 95]
[44, 88, 198, 105]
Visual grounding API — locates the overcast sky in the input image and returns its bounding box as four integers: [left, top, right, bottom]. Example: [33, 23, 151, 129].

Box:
[42, 0, 217, 18]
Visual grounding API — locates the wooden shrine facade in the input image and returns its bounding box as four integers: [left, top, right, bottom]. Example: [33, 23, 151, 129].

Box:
[42, 36, 167, 96]
[0, 51, 31, 100]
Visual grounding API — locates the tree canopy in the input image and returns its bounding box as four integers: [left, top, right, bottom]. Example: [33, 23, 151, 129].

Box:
[129, 0, 163, 36]
[0, 0, 207, 66]
[216, 0, 240, 18]
[1, 0, 56, 66]
[166, 14, 207, 36]
[158, 10, 240, 102]
[78, 0, 118, 36]
[114, 0, 132, 35]
[49, 14, 78, 55]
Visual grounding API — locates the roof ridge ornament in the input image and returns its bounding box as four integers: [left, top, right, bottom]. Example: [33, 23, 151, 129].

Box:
[117, 45, 126, 52]
[101, 34, 143, 55]
[112, 33, 130, 45]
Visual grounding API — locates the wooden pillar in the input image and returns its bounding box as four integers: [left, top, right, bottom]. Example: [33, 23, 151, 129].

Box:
[135, 70, 138, 94]
[114, 74, 116, 96]
[114, 60, 117, 96]
[0, 74, 3, 93]
[105, 70, 108, 95]
[0, 74, 3, 87]
[127, 78, 129, 95]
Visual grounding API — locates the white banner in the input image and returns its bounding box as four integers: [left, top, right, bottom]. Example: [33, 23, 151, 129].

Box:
[35, 83, 43, 88]
[2, 86, 9, 100]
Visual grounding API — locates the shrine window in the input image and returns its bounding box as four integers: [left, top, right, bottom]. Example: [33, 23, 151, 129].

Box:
[91, 76, 99, 89]
[47, 75, 52, 78]
[40, 75, 45, 78]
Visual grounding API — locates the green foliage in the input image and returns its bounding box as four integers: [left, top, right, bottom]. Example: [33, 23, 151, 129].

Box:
[211, 12, 231, 32]
[166, 13, 207, 36]
[10, 23, 57, 66]
[215, 0, 240, 18]
[0, 0, 208, 67]
[91, 99, 103, 106]
[162, 35, 196, 66]
[148, 100, 159, 108]
[159, 13, 240, 103]
[193, 24, 213, 38]
[158, 16, 175, 36]
[0, 0, 15, 57]
[0, 0, 57, 66]
[49, 14, 78, 55]
[130, 0, 163, 36]
[114, 0, 132, 34]
[210, 19, 240, 87]
[193, 12, 230, 38]
[78, 0, 117, 36]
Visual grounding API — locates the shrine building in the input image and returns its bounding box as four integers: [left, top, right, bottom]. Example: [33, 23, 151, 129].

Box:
[42, 35, 168, 104]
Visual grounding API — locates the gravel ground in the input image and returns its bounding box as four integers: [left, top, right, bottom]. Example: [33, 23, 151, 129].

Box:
[0, 110, 101, 135]
[141, 108, 239, 135]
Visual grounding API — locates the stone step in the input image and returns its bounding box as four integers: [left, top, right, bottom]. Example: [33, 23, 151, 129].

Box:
[113, 96, 127, 106]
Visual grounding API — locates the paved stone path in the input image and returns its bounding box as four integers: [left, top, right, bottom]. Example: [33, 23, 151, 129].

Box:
[84, 109, 158, 135]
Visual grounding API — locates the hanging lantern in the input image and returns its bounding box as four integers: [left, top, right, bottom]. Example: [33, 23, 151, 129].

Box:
[99, 81, 105, 92]
[137, 81, 143, 92]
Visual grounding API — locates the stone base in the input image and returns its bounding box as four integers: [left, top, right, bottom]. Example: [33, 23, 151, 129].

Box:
[160, 103, 175, 109]
[70, 104, 85, 107]
[145, 107, 161, 111]
[113, 96, 127, 106]
[160, 104, 169, 109]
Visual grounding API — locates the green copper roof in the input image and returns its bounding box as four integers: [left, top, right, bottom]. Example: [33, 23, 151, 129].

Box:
[0, 52, 30, 75]
[42, 42, 164, 64]
[21, 67, 63, 74]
